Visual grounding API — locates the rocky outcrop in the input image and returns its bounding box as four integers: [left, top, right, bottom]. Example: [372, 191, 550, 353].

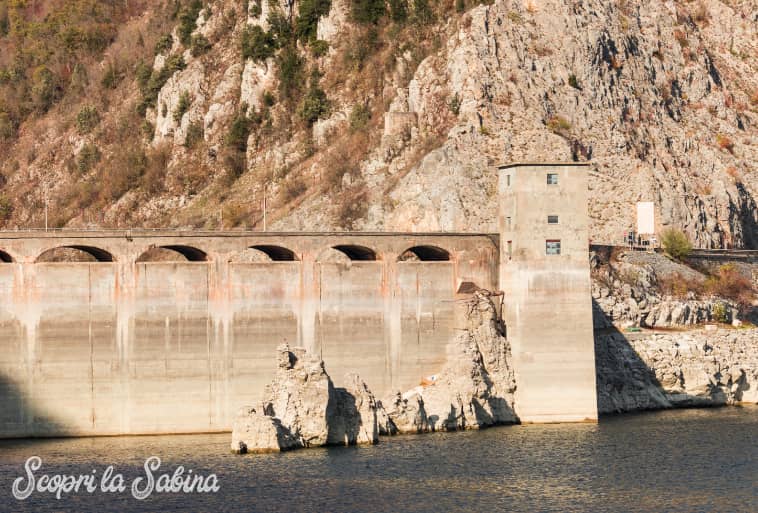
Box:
[383, 292, 518, 433]
[231, 345, 379, 454]
[596, 328, 758, 414]
[591, 250, 745, 328]
[233, 291, 518, 453]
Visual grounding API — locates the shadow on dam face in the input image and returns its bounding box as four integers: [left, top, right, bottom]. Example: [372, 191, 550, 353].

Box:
[0, 374, 64, 439]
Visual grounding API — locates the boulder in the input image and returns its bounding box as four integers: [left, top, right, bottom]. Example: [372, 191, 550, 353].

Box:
[232, 345, 381, 454]
[596, 328, 758, 414]
[230, 407, 299, 454]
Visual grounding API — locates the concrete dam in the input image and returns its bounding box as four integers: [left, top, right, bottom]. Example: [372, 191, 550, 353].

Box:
[0, 163, 597, 437]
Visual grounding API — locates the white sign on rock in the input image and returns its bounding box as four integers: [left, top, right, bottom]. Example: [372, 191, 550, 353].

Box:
[636, 202, 655, 235]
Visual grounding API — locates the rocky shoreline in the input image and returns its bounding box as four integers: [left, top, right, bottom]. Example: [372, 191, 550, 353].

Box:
[596, 328, 758, 414]
[232, 292, 758, 454]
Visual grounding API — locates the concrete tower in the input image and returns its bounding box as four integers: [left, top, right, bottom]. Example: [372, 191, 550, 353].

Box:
[498, 163, 598, 423]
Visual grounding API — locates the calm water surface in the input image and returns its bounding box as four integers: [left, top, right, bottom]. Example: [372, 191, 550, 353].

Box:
[0, 407, 755, 512]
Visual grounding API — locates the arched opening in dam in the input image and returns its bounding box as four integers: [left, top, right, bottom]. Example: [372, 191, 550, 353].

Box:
[136, 245, 208, 262]
[398, 246, 451, 261]
[0, 250, 13, 262]
[249, 245, 298, 261]
[331, 245, 377, 261]
[35, 245, 115, 262]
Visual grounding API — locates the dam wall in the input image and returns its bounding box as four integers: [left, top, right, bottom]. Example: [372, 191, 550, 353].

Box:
[0, 232, 497, 437]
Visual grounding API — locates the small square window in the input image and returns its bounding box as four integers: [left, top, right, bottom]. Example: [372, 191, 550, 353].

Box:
[546, 240, 561, 255]
[547, 173, 559, 185]
[547, 215, 559, 224]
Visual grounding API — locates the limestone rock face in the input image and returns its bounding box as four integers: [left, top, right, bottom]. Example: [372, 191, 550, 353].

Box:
[380, 392, 428, 434]
[261, 345, 333, 447]
[231, 345, 380, 453]
[385, 292, 518, 433]
[231, 406, 299, 454]
[328, 373, 380, 445]
[590, 250, 747, 329]
[596, 328, 758, 414]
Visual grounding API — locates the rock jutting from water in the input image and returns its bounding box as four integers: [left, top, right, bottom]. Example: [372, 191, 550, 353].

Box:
[231, 345, 380, 454]
[380, 291, 519, 433]
[232, 291, 519, 453]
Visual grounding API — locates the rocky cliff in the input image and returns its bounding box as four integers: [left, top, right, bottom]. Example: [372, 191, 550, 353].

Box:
[0, 1, 756, 247]
[596, 328, 758, 413]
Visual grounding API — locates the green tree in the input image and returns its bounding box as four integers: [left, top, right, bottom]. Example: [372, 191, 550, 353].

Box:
[352, 0, 386, 24]
[241, 25, 276, 62]
[296, 0, 332, 42]
[299, 69, 330, 125]
[173, 91, 192, 123]
[31, 66, 59, 113]
[0, 195, 13, 223]
[661, 228, 693, 260]
[76, 105, 100, 134]
[276, 46, 304, 102]
[389, 0, 408, 22]
[178, 0, 203, 46]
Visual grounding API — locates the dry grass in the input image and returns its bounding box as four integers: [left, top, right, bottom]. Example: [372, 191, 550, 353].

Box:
[716, 133, 735, 153]
[725, 166, 741, 182]
[673, 29, 688, 48]
[705, 264, 755, 308]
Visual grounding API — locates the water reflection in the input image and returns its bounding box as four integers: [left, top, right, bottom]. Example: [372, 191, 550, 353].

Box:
[0, 407, 755, 512]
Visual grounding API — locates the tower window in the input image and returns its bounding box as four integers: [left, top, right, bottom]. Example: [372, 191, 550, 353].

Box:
[547, 215, 559, 224]
[547, 173, 559, 185]
[506, 216, 512, 229]
[507, 241, 513, 259]
[546, 240, 561, 255]
[506, 174, 511, 187]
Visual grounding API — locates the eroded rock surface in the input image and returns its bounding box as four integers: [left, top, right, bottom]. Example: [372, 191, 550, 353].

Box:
[231, 345, 379, 453]
[596, 328, 758, 414]
[383, 292, 518, 433]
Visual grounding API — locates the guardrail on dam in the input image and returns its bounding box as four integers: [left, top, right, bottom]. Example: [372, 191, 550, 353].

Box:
[0, 231, 498, 437]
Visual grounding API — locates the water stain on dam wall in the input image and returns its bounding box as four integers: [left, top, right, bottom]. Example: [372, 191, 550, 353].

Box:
[0, 233, 497, 437]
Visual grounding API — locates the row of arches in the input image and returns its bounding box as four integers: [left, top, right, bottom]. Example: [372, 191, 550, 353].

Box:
[0, 244, 453, 264]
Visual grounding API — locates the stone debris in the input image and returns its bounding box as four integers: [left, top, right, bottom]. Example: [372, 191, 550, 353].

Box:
[590, 251, 744, 329]
[596, 328, 758, 414]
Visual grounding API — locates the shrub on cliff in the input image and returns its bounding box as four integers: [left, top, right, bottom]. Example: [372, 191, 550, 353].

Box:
[0, 195, 13, 223]
[190, 34, 212, 57]
[298, 70, 330, 126]
[241, 26, 276, 62]
[706, 264, 755, 308]
[352, 0, 386, 24]
[76, 105, 100, 134]
[173, 91, 192, 123]
[296, 0, 332, 41]
[177, 1, 203, 46]
[661, 228, 692, 260]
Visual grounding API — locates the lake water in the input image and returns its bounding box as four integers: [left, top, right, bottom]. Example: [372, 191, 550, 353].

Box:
[0, 407, 755, 512]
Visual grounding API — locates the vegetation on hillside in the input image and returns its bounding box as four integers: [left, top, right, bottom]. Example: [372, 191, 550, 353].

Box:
[661, 228, 693, 260]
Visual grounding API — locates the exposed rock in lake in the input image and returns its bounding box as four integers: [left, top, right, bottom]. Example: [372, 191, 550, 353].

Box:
[383, 292, 518, 433]
[596, 328, 758, 414]
[231, 345, 379, 454]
